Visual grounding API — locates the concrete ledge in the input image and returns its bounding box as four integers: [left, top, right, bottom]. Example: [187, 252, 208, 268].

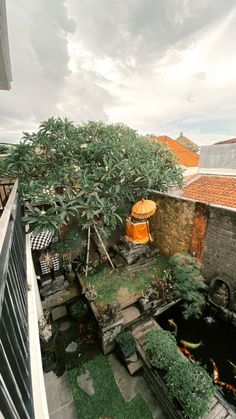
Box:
[26, 234, 50, 419]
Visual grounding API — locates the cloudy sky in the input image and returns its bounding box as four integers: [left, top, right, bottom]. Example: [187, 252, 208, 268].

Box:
[1, 0, 236, 145]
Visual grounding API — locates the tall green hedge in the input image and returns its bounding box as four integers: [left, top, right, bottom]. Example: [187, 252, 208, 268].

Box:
[145, 327, 214, 419]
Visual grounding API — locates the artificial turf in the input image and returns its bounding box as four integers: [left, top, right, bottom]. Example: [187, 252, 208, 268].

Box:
[68, 354, 152, 419]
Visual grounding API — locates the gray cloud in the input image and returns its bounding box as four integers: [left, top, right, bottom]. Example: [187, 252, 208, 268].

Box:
[68, 0, 235, 69]
[1, 0, 236, 144]
[0, 0, 76, 141]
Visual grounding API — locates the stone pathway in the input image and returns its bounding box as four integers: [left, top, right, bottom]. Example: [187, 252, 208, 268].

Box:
[44, 371, 77, 419]
[108, 353, 166, 419]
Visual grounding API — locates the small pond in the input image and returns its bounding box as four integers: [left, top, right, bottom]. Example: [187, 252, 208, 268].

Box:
[155, 303, 236, 412]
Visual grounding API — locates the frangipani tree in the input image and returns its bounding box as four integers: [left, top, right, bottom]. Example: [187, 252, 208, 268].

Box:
[2, 118, 183, 235]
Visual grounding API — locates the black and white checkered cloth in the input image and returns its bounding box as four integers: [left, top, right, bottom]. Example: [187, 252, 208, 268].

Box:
[30, 230, 53, 250]
[52, 254, 60, 271]
[40, 259, 51, 275]
[40, 253, 60, 275]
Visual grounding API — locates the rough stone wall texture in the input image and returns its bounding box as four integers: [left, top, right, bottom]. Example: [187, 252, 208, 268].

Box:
[150, 194, 196, 257]
[201, 207, 236, 283]
[190, 202, 209, 262]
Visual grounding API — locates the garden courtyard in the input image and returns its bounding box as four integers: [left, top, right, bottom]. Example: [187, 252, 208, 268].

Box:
[1, 119, 235, 418]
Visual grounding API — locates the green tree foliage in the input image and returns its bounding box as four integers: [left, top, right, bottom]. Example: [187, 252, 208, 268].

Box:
[169, 253, 205, 319]
[0, 144, 9, 154]
[2, 118, 183, 233]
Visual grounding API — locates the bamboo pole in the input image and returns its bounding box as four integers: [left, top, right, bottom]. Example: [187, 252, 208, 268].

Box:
[85, 226, 91, 277]
[93, 225, 115, 269]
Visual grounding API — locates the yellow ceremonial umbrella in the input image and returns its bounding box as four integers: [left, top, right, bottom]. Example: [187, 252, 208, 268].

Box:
[131, 199, 157, 219]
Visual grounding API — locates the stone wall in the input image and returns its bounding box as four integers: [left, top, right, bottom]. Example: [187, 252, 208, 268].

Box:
[150, 193, 195, 257]
[201, 207, 236, 283]
[150, 191, 236, 285]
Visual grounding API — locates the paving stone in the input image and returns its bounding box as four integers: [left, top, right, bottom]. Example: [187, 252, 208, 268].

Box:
[65, 341, 78, 353]
[59, 321, 71, 332]
[57, 374, 73, 406]
[44, 371, 77, 419]
[107, 353, 166, 418]
[51, 305, 67, 321]
[77, 370, 95, 397]
[127, 359, 143, 375]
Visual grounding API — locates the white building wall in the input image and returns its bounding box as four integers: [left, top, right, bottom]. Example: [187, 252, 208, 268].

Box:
[199, 144, 236, 176]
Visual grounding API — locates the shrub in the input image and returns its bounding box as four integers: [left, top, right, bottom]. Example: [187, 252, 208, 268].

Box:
[115, 331, 136, 358]
[166, 358, 214, 419]
[69, 299, 89, 319]
[169, 253, 205, 319]
[145, 327, 179, 370]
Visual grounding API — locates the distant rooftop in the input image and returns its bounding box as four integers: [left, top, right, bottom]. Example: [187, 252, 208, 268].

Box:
[176, 132, 199, 152]
[214, 138, 236, 145]
[182, 175, 236, 209]
[151, 135, 199, 167]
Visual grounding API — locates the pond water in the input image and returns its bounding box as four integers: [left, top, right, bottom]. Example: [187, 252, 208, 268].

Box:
[155, 303, 236, 412]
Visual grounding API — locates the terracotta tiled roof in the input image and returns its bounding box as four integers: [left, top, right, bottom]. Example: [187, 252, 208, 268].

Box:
[151, 135, 199, 167]
[182, 175, 236, 208]
[214, 138, 236, 145]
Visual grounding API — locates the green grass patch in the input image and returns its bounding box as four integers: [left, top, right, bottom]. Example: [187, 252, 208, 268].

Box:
[68, 354, 152, 419]
[83, 255, 170, 306]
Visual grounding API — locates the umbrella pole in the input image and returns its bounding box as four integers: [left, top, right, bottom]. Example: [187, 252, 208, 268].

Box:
[85, 226, 91, 277]
[145, 218, 151, 242]
[93, 225, 115, 269]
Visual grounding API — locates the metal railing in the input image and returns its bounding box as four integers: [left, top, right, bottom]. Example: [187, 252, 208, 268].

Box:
[0, 180, 34, 419]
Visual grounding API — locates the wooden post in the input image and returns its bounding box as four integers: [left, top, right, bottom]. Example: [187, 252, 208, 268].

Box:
[85, 226, 91, 277]
[93, 225, 115, 269]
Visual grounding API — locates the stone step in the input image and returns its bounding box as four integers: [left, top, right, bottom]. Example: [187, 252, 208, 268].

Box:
[132, 320, 155, 336]
[127, 359, 143, 375]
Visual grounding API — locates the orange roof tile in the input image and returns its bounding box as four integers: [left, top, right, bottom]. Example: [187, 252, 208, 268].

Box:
[182, 175, 236, 208]
[151, 135, 199, 167]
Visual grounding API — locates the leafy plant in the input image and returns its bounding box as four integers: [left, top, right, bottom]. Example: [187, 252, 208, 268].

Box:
[0, 144, 9, 154]
[69, 299, 89, 319]
[169, 253, 205, 319]
[22, 205, 61, 234]
[115, 331, 136, 358]
[166, 359, 214, 419]
[52, 231, 85, 255]
[145, 327, 179, 370]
